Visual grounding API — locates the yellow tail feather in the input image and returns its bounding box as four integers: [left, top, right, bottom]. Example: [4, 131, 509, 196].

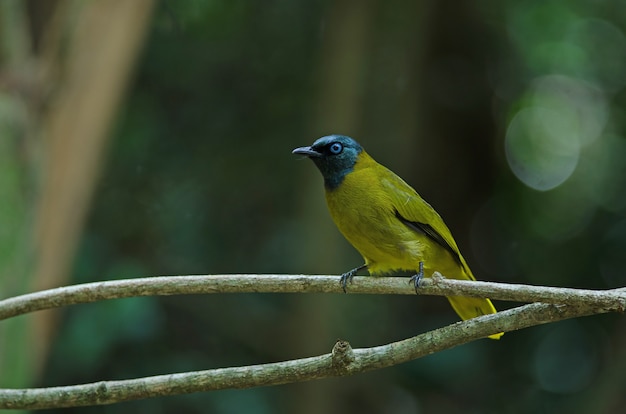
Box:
[446, 295, 504, 340]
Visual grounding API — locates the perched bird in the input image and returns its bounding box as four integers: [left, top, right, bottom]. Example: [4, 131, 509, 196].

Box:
[293, 135, 503, 339]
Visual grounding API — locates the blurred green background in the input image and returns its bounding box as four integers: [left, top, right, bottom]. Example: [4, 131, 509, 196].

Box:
[1, 0, 625, 413]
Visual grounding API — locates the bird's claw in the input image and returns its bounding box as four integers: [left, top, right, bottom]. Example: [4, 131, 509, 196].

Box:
[339, 264, 367, 293]
[339, 272, 354, 293]
[408, 261, 424, 294]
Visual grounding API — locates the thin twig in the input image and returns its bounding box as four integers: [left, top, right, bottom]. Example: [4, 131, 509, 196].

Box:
[0, 301, 610, 410]
[0, 274, 623, 409]
[0, 274, 624, 322]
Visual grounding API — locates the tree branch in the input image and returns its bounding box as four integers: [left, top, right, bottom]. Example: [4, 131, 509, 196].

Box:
[0, 274, 624, 409]
[0, 301, 613, 410]
[1, 273, 624, 322]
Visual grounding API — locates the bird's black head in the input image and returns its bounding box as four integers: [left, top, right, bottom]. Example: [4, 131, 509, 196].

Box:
[292, 135, 363, 189]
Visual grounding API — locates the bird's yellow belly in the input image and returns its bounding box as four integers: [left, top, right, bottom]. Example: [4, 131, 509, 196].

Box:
[326, 183, 427, 275]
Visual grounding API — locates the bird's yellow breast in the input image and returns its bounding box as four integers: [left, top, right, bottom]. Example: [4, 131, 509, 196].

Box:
[324, 152, 430, 274]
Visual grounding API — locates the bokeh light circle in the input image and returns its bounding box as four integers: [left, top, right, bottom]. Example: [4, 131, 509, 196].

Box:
[505, 106, 581, 191]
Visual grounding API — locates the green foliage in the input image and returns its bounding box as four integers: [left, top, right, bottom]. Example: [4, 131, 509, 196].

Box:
[36, 0, 626, 413]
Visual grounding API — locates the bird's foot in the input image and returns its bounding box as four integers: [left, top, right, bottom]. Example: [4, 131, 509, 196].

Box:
[408, 261, 424, 294]
[339, 264, 367, 293]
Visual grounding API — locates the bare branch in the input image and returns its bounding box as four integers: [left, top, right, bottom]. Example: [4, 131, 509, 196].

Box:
[1, 274, 624, 322]
[0, 273, 623, 409]
[0, 301, 611, 410]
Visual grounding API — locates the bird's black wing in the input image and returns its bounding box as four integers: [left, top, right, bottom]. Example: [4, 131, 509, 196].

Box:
[394, 210, 463, 267]
[379, 170, 472, 276]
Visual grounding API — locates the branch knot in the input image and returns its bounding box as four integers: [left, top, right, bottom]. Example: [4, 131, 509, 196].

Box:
[331, 340, 355, 369]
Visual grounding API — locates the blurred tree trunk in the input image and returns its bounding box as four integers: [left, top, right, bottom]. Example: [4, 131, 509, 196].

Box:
[0, 0, 155, 390]
[289, 0, 433, 412]
[288, 1, 375, 411]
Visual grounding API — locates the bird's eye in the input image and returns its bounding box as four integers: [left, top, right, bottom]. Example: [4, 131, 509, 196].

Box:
[329, 143, 343, 154]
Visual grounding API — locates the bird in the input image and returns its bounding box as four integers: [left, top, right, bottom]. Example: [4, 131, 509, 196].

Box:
[293, 134, 503, 339]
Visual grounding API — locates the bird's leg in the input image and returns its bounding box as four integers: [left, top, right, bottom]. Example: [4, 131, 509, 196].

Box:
[408, 261, 424, 294]
[339, 264, 367, 293]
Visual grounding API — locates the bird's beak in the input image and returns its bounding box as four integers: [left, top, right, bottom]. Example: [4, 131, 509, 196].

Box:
[292, 146, 322, 158]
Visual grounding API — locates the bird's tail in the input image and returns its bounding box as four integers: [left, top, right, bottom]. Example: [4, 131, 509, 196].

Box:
[436, 260, 504, 340]
[446, 295, 503, 340]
